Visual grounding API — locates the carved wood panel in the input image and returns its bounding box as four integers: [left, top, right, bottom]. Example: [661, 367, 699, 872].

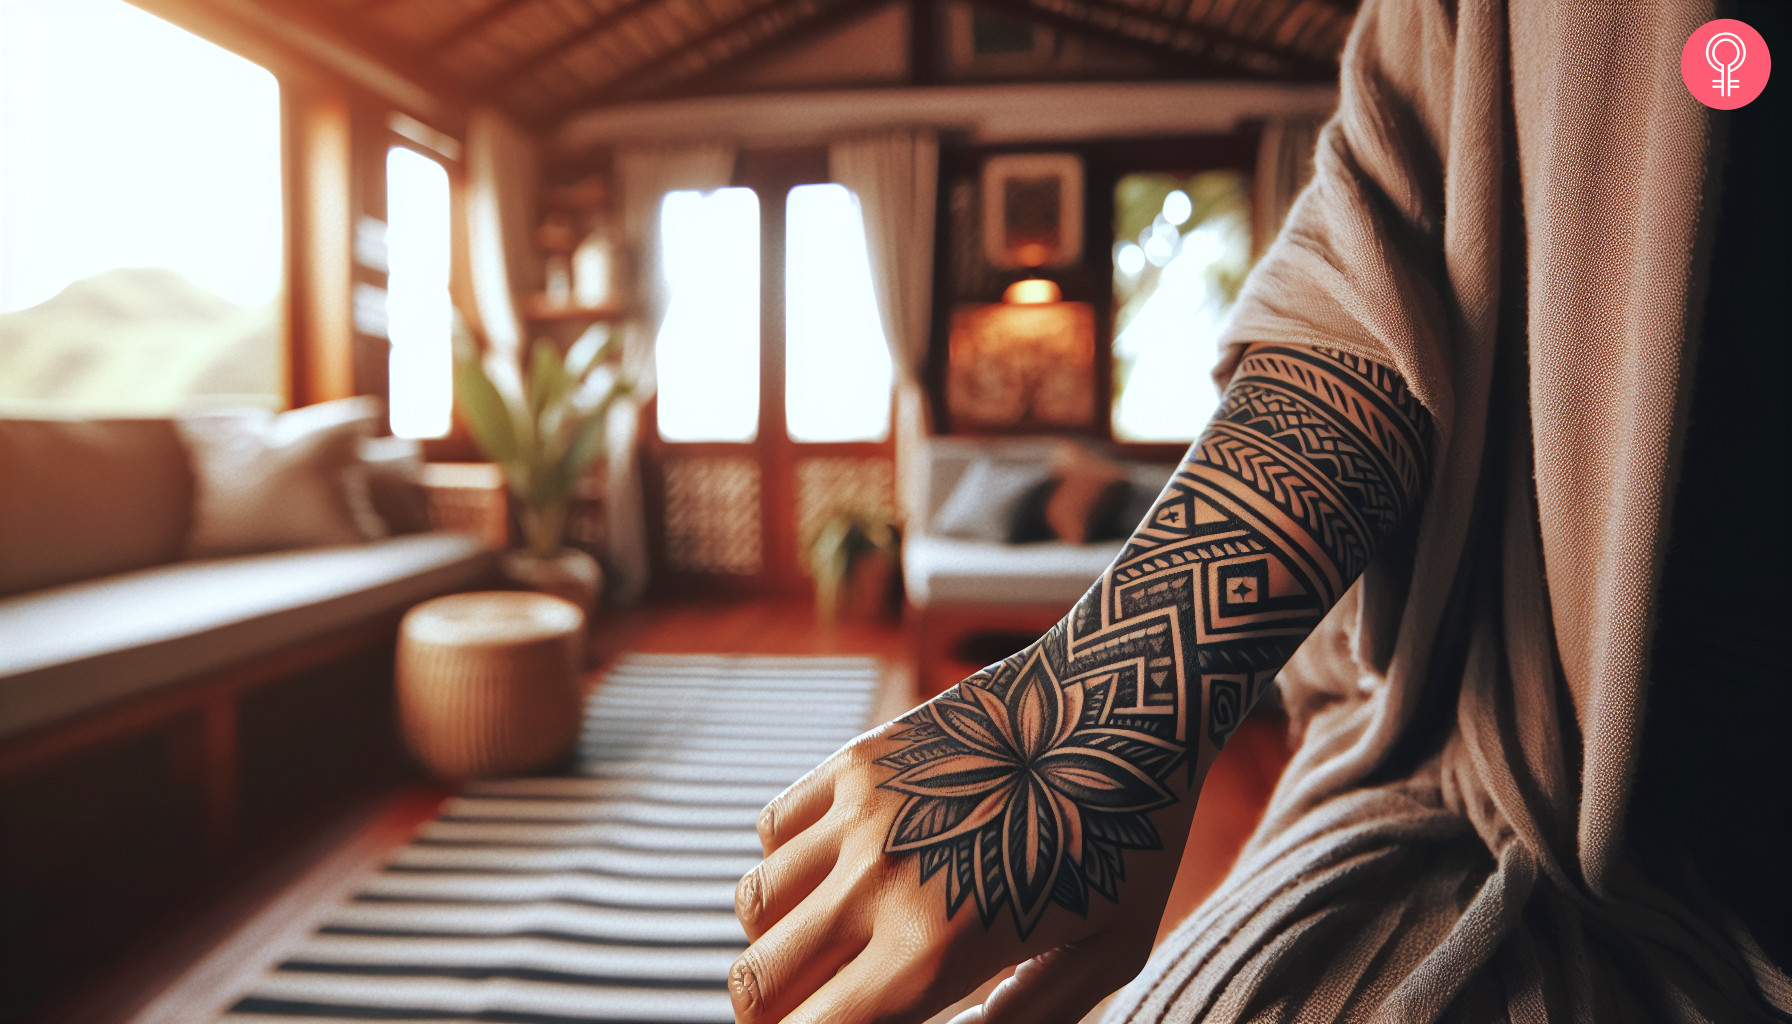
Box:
[794, 455, 896, 575]
[661, 454, 763, 575]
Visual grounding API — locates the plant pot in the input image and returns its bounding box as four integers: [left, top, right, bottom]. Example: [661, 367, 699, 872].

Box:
[820, 550, 897, 624]
[501, 548, 603, 621]
[847, 550, 898, 622]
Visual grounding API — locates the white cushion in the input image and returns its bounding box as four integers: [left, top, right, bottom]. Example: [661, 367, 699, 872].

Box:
[0, 533, 493, 739]
[930, 459, 1048, 541]
[903, 534, 1122, 607]
[178, 397, 387, 557]
[918, 437, 1068, 528]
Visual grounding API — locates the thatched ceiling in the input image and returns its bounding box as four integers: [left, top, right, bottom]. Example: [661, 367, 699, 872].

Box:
[261, 0, 1354, 128]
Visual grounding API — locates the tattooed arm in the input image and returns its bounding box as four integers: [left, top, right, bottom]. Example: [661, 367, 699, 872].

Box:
[731, 344, 1432, 1024]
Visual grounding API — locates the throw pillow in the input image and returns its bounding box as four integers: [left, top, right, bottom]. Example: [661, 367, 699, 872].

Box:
[360, 434, 435, 535]
[1044, 449, 1131, 543]
[1092, 481, 1161, 541]
[0, 418, 194, 596]
[179, 396, 388, 557]
[932, 459, 1048, 541]
[1006, 476, 1061, 543]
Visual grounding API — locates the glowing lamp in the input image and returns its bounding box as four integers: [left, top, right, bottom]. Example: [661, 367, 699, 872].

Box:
[1003, 278, 1061, 305]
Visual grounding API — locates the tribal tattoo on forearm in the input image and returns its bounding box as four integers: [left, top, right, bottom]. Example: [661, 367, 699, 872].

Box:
[876, 345, 1432, 938]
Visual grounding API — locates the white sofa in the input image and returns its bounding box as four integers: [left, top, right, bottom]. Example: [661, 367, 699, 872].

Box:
[903, 436, 1175, 692]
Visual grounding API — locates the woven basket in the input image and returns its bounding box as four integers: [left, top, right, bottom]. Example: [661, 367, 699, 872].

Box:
[396, 591, 585, 781]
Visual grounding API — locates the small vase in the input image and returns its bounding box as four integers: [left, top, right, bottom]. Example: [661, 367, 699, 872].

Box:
[501, 548, 603, 621]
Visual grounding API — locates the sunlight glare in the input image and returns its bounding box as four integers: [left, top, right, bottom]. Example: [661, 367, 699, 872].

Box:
[785, 184, 893, 443]
[387, 147, 453, 439]
[1112, 220, 1231, 440]
[1162, 189, 1193, 226]
[656, 188, 761, 442]
[0, 0, 282, 313]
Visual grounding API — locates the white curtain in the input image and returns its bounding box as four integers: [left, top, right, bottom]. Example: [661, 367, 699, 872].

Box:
[604, 143, 737, 605]
[1252, 114, 1325, 262]
[829, 129, 938, 524]
[615, 144, 738, 398]
[462, 107, 541, 363]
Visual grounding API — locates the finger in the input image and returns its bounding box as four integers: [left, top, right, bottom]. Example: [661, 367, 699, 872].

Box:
[780, 943, 942, 1024]
[946, 939, 1140, 1024]
[730, 896, 871, 1024]
[736, 827, 841, 941]
[758, 758, 839, 856]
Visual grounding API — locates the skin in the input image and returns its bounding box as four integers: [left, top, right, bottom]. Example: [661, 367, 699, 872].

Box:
[731, 343, 1433, 1024]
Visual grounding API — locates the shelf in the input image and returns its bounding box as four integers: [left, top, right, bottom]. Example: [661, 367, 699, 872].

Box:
[524, 297, 629, 324]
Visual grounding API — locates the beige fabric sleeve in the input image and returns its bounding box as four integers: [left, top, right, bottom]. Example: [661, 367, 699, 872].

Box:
[1214, 0, 1465, 439]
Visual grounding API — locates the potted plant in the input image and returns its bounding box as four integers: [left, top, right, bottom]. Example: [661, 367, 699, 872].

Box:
[453, 329, 630, 617]
[804, 507, 899, 624]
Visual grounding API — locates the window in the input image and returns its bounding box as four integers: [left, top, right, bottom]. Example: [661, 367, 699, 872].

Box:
[655, 188, 762, 443]
[386, 146, 453, 439]
[785, 184, 893, 443]
[1110, 170, 1251, 442]
[0, 0, 283, 414]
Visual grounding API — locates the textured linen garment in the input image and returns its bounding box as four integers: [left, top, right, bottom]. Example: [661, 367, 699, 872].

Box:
[1106, 0, 1792, 1020]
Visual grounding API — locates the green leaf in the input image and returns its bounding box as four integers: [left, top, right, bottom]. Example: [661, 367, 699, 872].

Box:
[559, 410, 608, 489]
[533, 463, 570, 512]
[537, 401, 569, 470]
[453, 327, 632, 555]
[453, 354, 521, 465]
[527, 339, 568, 422]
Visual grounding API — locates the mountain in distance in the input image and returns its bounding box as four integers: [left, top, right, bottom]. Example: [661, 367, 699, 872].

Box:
[37, 267, 241, 324]
[0, 267, 281, 414]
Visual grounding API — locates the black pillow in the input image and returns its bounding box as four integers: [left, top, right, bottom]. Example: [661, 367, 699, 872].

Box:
[1006, 477, 1061, 543]
[1091, 482, 1158, 541]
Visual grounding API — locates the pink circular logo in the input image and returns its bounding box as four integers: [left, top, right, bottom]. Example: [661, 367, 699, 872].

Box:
[1682, 19, 1770, 110]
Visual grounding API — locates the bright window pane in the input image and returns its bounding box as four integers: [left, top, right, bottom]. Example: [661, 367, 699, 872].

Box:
[0, 0, 282, 414]
[785, 184, 892, 443]
[656, 188, 760, 443]
[386, 146, 452, 439]
[1111, 171, 1251, 442]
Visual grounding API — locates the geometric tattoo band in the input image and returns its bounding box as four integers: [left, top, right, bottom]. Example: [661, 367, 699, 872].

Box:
[876, 345, 1432, 938]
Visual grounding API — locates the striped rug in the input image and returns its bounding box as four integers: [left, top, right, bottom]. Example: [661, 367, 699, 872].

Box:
[219, 653, 880, 1024]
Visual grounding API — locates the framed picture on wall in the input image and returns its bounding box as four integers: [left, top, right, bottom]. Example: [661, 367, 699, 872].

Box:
[982, 153, 1083, 269]
[947, 300, 1097, 430]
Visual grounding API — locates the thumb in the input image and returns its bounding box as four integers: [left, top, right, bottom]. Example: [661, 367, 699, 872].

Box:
[947, 937, 1142, 1024]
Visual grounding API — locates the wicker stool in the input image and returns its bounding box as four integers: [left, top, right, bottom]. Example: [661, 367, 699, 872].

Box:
[396, 591, 585, 782]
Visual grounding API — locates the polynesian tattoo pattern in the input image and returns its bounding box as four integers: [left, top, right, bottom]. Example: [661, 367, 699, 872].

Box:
[875, 345, 1432, 938]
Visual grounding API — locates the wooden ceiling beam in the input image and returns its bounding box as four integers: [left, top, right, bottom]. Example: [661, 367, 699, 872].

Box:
[965, 0, 1285, 80]
[251, 0, 481, 109]
[1258, 0, 1298, 41]
[128, 0, 475, 126]
[1283, 10, 1332, 56]
[426, 0, 540, 56]
[621, 0, 888, 104]
[1267, 0, 1353, 58]
[978, 0, 1243, 78]
[480, 0, 669, 91]
[539, 0, 838, 117]
[997, 0, 1337, 79]
[1115, 0, 1337, 73]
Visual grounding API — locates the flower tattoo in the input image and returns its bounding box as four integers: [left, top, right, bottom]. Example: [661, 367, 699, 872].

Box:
[877, 646, 1178, 938]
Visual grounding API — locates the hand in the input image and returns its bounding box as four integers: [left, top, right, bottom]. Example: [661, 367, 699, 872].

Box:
[724, 342, 1431, 1023]
[730, 665, 1201, 1024]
